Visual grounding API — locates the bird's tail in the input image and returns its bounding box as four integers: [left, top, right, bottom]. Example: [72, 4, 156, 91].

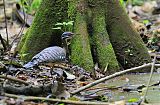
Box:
[23, 61, 35, 69]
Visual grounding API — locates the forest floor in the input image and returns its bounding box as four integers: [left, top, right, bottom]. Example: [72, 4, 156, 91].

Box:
[1, 0, 160, 105]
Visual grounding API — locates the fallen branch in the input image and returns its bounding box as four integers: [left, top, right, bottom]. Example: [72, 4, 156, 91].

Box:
[5, 93, 112, 105]
[142, 54, 157, 103]
[0, 34, 7, 51]
[4, 84, 51, 95]
[71, 63, 160, 95]
[0, 75, 29, 85]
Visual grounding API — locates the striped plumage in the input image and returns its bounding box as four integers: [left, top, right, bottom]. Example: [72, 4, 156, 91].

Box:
[23, 32, 74, 69]
[23, 46, 66, 68]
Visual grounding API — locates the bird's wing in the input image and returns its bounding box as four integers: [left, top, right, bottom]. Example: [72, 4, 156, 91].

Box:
[32, 46, 66, 63]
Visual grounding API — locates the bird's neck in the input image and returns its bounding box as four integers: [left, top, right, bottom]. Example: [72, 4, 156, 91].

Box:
[62, 40, 69, 60]
[62, 40, 67, 50]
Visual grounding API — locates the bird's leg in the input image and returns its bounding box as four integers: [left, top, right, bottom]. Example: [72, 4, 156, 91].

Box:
[50, 63, 55, 76]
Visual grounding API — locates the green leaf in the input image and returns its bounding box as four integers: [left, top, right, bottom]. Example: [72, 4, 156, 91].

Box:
[52, 27, 61, 30]
[54, 21, 74, 32]
[62, 22, 67, 25]
[143, 20, 149, 24]
[66, 21, 73, 25]
[55, 23, 63, 26]
[132, 0, 144, 6]
[20, 53, 29, 57]
[31, 0, 42, 10]
[58, 103, 64, 105]
[128, 98, 138, 102]
[119, 0, 124, 5]
[67, 21, 74, 25]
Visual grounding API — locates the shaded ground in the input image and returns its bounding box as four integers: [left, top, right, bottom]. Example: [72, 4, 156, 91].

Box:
[0, 0, 28, 51]
[107, 73, 160, 103]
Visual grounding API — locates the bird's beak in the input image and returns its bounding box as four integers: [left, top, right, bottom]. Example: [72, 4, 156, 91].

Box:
[70, 32, 74, 38]
[67, 32, 74, 40]
[70, 32, 74, 35]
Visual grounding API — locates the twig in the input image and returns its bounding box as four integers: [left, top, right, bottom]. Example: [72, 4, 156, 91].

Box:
[71, 63, 160, 95]
[0, 34, 7, 51]
[4, 83, 51, 95]
[142, 54, 157, 103]
[0, 75, 29, 85]
[10, 4, 27, 47]
[7, 4, 27, 77]
[2, 0, 9, 47]
[5, 93, 111, 105]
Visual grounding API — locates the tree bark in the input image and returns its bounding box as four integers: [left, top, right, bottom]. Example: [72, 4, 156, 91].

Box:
[90, 0, 120, 73]
[105, 0, 151, 70]
[19, 0, 68, 61]
[18, 0, 151, 73]
[70, 0, 94, 71]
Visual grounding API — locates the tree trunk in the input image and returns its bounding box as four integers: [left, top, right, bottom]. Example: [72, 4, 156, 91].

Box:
[19, 0, 68, 61]
[105, 0, 151, 70]
[18, 0, 151, 73]
[90, 0, 120, 73]
[70, 0, 94, 71]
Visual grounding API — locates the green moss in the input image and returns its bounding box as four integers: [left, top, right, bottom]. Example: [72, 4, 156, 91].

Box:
[71, 11, 94, 71]
[17, 30, 29, 52]
[105, 0, 151, 70]
[91, 2, 119, 74]
[19, 0, 68, 61]
[68, 0, 76, 21]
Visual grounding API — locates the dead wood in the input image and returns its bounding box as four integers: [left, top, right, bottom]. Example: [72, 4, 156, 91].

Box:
[142, 54, 157, 103]
[71, 63, 160, 95]
[5, 93, 114, 105]
[0, 34, 7, 51]
[4, 84, 51, 95]
[0, 75, 29, 85]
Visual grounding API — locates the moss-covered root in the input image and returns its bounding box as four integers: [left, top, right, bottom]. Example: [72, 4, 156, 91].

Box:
[17, 30, 29, 52]
[71, 0, 94, 71]
[91, 0, 119, 74]
[19, 0, 68, 61]
[105, 0, 151, 71]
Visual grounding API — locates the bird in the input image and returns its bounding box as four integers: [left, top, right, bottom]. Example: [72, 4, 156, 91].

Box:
[23, 32, 74, 69]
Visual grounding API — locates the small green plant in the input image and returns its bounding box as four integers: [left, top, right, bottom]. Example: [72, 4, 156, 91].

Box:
[128, 98, 138, 102]
[119, 0, 125, 5]
[16, 0, 30, 12]
[17, 0, 42, 14]
[143, 20, 150, 25]
[132, 0, 144, 6]
[99, 95, 108, 102]
[119, 0, 144, 7]
[58, 103, 65, 105]
[148, 33, 160, 45]
[52, 21, 74, 32]
[30, 0, 42, 12]
[19, 53, 29, 62]
[119, 0, 128, 7]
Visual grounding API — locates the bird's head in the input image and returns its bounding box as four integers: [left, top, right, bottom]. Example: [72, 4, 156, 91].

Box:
[61, 32, 74, 40]
[61, 32, 74, 45]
